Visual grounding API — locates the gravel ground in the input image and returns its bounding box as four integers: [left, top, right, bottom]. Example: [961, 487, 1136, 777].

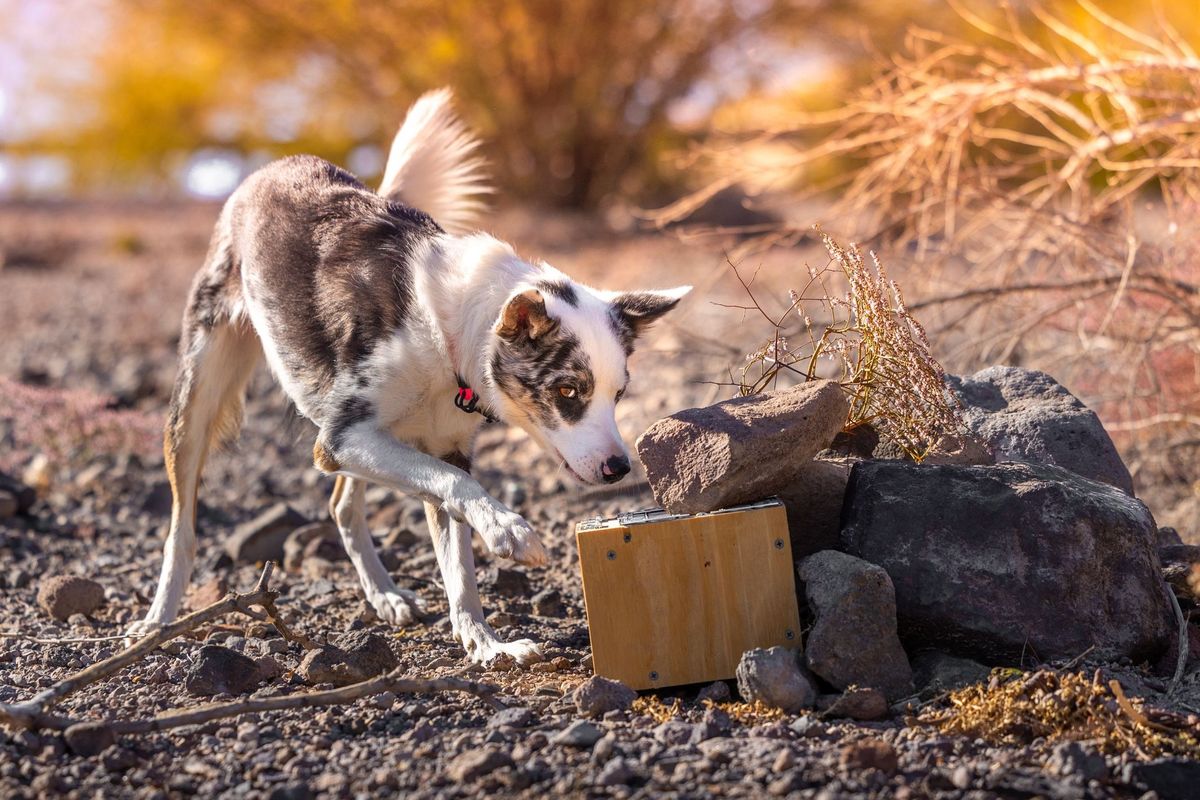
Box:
[1, 201, 1198, 799]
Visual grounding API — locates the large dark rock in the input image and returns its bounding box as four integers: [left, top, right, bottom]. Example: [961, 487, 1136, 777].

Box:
[946, 366, 1133, 493]
[796, 551, 913, 701]
[777, 459, 851, 560]
[840, 460, 1172, 664]
[636, 380, 848, 514]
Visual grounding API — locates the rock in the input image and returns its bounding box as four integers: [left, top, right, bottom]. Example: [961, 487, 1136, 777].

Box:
[838, 740, 898, 775]
[225, 504, 307, 564]
[840, 460, 1173, 664]
[185, 645, 265, 696]
[1126, 759, 1200, 800]
[735, 647, 815, 713]
[574, 675, 636, 718]
[445, 748, 513, 782]
[696, 680, 731, 704]
[531, 587, 565, 617]
[297, 630, 398, 687]
[552, 720, 604, 748]
[636, 380, 848, 514]
[37, 575, 105, 621]
[797, 550, 913, 701]
[596, 757, 639, 786]
[946, 366, 1133, 493]
[488, 706, 533, 730]
[479, 565, 531, 597]
[282, 521, 343, 574]
[1046, 741, 1106, 782]
[64, 722, 115, 756]
[185, 576, 227, 612]
[910, 651, 990, 698]
[0, 490, 17, 519]
[818, 687, 889, 720]
[0, 469, 37, 513]
[1158, 527, 1184, 547]
[776, 459, 851, 560]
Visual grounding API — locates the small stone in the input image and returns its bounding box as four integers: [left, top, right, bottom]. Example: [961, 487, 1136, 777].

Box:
[297, 631, 398, 687]
[574, 675, 636, 718]
[596, 757, 638, 786]
[839, 740, 898, 776]
[653, 720, 694, 747]
[446, 748, 513, 782]
[488, 706, 533, 729]
[225, 503, 307, 563]
[1047, 741, 1107, 782]
[552, 720, 603, 748]
[735, 647, 815, 713]
[282, 521, 343, 574]
[37, 575, 105, 621]
[696, 680, 731, 704]
[186, 576, 228, 612]
[531, 588, 565, 617]
[487, 610, 517, 628]
[818, 686, 889, 721]
[185, 645, 265, 696]
[374, 690, 397, 710]
[480, 565, 531, 597]
[63, 722, 115, 756]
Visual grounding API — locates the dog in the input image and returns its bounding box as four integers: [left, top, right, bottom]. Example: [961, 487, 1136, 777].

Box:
[129, 89, 690, 664]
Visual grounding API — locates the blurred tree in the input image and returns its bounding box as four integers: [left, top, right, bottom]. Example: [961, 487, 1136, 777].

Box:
[59, 0, 851, 206]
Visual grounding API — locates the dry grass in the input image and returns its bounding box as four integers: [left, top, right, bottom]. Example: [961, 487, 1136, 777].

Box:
[670, 1, 1200, 468]
[718, 231, 966, 462]
[919, 669, 1200, 758]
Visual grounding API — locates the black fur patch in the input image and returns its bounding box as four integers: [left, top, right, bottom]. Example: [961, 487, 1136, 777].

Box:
[608, 291, 682, 355]
[490, 327, 593, 428]
[235, 155, 441, 412]
[326, 395, 374, 451]
[537, 280, 578, 307]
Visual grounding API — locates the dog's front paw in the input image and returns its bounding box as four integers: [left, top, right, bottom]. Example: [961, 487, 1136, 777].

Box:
[368, 588, 424, 627]
[462, 498, 547, 566]
[123, 618, 162, 648]
[459, 621, 544, 666]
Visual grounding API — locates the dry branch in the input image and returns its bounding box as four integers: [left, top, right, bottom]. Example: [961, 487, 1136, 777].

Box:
[0, 564, 498, 742]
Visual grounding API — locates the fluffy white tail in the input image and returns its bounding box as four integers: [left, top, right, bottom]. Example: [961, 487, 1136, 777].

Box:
[378, 88, 491, 234]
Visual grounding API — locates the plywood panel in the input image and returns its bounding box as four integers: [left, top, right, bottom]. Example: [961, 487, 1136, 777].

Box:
[576, 502, 801, 690]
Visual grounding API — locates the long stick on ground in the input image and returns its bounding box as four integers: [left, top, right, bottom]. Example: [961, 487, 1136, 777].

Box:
[0, 563, 300, 731]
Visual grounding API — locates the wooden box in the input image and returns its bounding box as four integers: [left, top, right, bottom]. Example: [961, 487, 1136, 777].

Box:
[575, 499, 801, 690]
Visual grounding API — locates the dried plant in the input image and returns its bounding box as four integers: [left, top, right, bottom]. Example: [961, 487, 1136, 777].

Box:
[717, 231, 965, 462]
[666, 1, 1200, 469]
[919, 669, 1200, 758]
[0, 378, 161, 474]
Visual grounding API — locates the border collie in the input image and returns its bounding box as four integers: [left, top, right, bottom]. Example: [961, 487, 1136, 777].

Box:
[129, 89, 690, 664]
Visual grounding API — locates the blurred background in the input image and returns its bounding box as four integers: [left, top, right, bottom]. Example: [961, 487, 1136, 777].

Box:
[1, 0, 1198, 532]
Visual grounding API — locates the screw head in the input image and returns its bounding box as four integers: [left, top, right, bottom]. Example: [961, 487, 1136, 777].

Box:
[623, 532, 632, 543]
[606, 549, 617, 560]
[785, 628, 796, 640]
[649, 670, 659, 681]
[774, 538, 785, 550]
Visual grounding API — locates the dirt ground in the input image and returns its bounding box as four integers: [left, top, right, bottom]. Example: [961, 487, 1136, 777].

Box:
[1, 200, 1197, 799]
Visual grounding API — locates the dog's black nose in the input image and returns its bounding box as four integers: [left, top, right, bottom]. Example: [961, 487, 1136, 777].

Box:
[601, 455, 631, 484]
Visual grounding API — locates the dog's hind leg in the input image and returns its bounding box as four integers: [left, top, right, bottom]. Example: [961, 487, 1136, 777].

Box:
[423, 500, 543, 665]
[328, 474, 424, 625]
[128, 302, 261, 639]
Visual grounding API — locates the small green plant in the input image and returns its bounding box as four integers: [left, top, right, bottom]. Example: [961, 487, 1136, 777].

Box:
[721, 230, 965, 462]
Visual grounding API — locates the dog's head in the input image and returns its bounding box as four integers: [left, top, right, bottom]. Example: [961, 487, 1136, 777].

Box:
[489, 279, 689, 485]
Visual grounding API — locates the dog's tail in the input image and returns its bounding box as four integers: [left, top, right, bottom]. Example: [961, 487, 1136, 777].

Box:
[378, 88, 491, 234]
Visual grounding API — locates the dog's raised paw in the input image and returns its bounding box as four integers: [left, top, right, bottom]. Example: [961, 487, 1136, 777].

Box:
[369, 589, 424, 627]
[468, 502, 547, 566]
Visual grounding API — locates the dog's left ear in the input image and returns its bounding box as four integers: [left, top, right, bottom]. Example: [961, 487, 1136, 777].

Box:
[607, 286, 692, 342]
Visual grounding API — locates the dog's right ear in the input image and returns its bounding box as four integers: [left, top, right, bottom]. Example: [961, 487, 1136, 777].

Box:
[496, 289, 558, 341]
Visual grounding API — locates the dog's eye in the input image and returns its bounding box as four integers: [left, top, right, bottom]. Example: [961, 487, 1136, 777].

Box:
[558, 386, 577, 399]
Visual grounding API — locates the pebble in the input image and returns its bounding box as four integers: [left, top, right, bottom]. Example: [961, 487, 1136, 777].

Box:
[445, 748, 513, 782]
[37, 575, 105, 621]
[735, 647, 816, 712]
[552, 720, 604, 749]
[596, 757, 639, 786]
[573, 675, 636, 718]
